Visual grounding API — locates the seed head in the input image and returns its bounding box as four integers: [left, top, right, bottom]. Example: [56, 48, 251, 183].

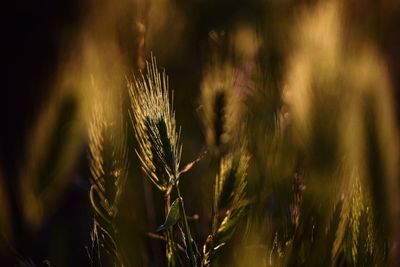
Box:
[200, 63, 243, 152]
[128, 56, 182, 191]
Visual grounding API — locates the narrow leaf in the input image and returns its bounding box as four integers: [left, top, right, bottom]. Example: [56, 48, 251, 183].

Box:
[157, 198, 181, 232]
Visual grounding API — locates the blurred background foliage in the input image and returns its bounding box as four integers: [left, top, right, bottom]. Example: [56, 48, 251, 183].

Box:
[1, 0, 400, 266]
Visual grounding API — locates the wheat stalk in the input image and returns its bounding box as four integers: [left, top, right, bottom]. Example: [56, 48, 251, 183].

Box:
[128, 55, 198, 266]
[202, 141, 249, 267]
[200, 63, 243, 154]
[88, 93, 128, 267]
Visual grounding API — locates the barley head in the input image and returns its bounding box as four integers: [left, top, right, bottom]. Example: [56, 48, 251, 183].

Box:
[128, 56, 182, 192]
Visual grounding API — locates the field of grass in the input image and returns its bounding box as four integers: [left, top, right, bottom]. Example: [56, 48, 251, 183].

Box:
[1, 0, 400, 266]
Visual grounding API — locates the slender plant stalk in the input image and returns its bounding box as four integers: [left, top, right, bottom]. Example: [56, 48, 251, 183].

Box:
[164, 191, 179, 267]
[175, 181, 197, 267]
[87, 92, 128, 267]
[129, 55, 199, 266]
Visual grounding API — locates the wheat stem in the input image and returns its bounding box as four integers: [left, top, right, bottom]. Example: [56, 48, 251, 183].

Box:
[175, 181, 197, 267]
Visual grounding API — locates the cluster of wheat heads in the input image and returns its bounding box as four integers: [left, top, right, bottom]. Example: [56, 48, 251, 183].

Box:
[86, 8, 399, 264]
[240, 1, 399, 266]
[129, 56, 248, 267]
